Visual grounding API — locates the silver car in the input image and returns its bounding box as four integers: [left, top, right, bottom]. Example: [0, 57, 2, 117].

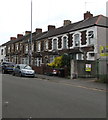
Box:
[13, 64, 35, 77]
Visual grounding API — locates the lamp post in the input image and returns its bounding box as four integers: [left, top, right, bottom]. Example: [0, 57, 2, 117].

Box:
[29, 0, 33, 66]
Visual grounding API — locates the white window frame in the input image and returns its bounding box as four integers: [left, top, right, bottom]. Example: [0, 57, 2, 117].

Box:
[25, 44, 28, 53]
[37, 41, 41, 52]
[1, 49, 3, 55]
[8, 46, 10, 53]
[73, 33, 80, 47]
[11, 44, 14, 51]
[87, 30, 94, 45]
[16, 44, 19, 51]
[76, 53, 83, 60]
[62, 35, 68, 49]
[20, 43, 22, 51]
[44, 40, 48, 51]
[35, 57, 42, 67]
[52, 38, 58, 51]
[32, 43, 34, 52]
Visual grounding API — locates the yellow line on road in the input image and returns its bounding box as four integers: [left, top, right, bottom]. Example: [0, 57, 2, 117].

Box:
[59, 82, 107, 92]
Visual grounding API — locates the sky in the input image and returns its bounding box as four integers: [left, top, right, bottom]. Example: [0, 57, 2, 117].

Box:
[0, 0, 108, 45]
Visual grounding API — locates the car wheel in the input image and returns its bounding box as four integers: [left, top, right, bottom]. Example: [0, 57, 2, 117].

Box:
[19, 72, 22, 77]
[2, 69, 6, 74]
[12, 72, 15, 76]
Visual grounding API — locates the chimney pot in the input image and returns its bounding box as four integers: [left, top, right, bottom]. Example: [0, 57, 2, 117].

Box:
[10, 37, 16, 41]
[84, 11, 93, 20]
[48, 25, 55, 31]
[17, 34, 23, 38]
[35, 28, 42, 33]
[25, 31, 31, 35]
[63, 20, 71, 26]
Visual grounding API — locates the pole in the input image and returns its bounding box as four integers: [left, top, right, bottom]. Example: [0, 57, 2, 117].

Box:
[30, 0, 32, 66]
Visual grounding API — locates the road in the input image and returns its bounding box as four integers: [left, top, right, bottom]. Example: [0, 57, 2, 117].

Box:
[2, 73, 106, 118]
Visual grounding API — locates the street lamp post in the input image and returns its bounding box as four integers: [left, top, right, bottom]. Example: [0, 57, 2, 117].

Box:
[29, 0, 33, 66]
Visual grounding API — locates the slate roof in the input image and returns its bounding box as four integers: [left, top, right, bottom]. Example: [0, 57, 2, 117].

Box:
[2, 14, 108, 46]
[36, 15, 108, 41]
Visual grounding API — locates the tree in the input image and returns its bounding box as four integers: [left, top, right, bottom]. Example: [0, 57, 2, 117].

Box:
[61, 53, 70, 68]
[48, 56, 62, 68]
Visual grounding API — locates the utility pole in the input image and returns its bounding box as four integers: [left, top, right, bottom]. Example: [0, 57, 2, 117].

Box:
[30, 0, 33, 66]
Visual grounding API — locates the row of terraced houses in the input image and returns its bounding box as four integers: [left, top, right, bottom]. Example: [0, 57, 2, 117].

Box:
[0, 11, 108, 79]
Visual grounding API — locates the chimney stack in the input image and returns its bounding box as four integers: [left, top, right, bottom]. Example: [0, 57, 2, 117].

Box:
[63, 20, 71, 26]
[84, 11, 93, 20]
[10, 37, 16, 41]
[25, 31, 31, 35]
[35, 28, 42, 33]
[48, 25, 55, 31]
[17, 34, 23, 38]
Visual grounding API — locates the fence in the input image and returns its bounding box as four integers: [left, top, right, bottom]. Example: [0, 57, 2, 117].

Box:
[32, 59, 108, 81]
[70, 59, 108, 81]
[96, 59, 108, 82]
[70, 60, 96, 78]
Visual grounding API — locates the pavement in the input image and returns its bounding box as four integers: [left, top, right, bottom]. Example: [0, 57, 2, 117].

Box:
[35, 74, 107, 92]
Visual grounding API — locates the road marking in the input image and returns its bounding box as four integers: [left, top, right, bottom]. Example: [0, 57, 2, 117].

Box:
[37, 78, 107, 92]
[59, 82, 107, 92]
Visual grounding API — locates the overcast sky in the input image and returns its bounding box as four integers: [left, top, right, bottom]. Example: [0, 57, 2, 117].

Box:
[0, 0, 107, 45]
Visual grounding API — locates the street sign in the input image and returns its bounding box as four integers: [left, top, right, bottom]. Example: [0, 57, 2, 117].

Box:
[100, 46, 108, 56]
[85, 64, 91, 72]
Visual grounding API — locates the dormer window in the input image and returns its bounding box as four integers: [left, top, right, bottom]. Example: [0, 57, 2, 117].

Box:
[88, 31, 94, 45]
[53, 39, 57, 50]
[74, 34, 80, 47]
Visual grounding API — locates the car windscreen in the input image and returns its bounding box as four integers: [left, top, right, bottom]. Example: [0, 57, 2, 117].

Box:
[23, 66, 32, 70]
[3, 63, 14, 67]
[20, 65, 27, 69]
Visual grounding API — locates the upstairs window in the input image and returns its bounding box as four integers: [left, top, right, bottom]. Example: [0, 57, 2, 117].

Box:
[25, 44, 28, 53]
[62, 36, 68, 49]
[53, 39, 57, 50]
[74, 34, 80, 47]
[20, 43, 22, 50]
[11, 44, 14, 51]
[37, 42, 41, 52]
[16, 44, 19, 51]
[32, 44, 34, 52]
[8, 46, 10, 53]
[44, 40, 48, 51]
[1, 49, 3, 55]
[88, 31, 94, 45]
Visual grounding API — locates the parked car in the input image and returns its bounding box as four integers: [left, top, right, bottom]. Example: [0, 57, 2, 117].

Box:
[13, 64, 35, 77]
[52, 68, 65, 77]
[2, 62, 15, 74]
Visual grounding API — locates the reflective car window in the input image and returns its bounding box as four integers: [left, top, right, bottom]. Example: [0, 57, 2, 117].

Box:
[20, 65, 26, 69]
[24, 66, 32, 70]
